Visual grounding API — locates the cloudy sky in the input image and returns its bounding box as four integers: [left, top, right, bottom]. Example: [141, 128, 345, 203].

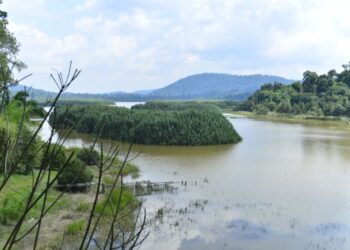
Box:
[2, 0, 350, 93]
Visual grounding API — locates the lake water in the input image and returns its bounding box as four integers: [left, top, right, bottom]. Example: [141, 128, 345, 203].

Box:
[115, 102, 145, 108]
[40, 110, 350, 250]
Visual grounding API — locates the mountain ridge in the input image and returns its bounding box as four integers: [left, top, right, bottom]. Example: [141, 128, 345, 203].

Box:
[151, 73, 293, 99]
[11, 73, 294, 101]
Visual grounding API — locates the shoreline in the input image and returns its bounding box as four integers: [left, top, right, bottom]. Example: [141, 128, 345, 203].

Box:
[224, 111, 350, 129]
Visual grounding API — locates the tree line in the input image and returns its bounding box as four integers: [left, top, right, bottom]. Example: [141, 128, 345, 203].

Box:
[242, 63, 350, 117]
[50, 103, 242, 146]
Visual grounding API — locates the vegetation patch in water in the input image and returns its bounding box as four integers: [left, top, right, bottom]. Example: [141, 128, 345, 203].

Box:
[50, 103, 242, 146]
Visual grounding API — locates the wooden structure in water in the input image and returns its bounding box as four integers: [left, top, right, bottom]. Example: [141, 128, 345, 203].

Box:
[55, 180, 179, 196]
[122, 181, 179, 196]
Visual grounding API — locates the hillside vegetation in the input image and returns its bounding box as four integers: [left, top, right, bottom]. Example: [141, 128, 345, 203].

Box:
[243, 63, 350, 117]
[13, 73, 293, 102]
[150, 73, 293, 100]
[50, 103, 241, 146]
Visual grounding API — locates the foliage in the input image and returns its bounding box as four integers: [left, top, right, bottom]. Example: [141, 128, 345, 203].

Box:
[57, 158, 93, 185]
[77, 148, 99, 166]
[40, 144, 67, 171]
[95, 188, 137, 217]
[0, 6, 26, 108]
[0, 98, 42, 174]
[0, 193, 25, 225]
[50, 103, 242, 146]
[244, 63, 350, 117]
[14, 127, 40, 174]
[132, 101, 220, 112]
[13, 91, 28, 103]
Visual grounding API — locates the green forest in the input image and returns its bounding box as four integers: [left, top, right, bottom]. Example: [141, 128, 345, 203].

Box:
[243, 64, 350, 117]
[50, 103, 242, 146]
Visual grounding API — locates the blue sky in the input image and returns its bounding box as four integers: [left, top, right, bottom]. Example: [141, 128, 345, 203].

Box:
[3, 0, 350, 93]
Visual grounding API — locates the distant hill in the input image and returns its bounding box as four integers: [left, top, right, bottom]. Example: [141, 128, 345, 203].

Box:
[10, 73, 294, 102]
[150, 73, 294, 100]
[9, 85, 146, 102]
[10, 85, 57, 100]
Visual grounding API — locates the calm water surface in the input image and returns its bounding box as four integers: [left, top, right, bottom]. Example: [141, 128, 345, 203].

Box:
[41, 111, 350, 250]
[115, 102, 145, 108]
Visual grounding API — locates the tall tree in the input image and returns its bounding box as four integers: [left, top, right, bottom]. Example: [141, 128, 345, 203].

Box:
[0, 1, 26, 110]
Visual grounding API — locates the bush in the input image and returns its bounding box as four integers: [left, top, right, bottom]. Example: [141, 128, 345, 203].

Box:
[57, 158, 93, 186]
[0, 194, 25, 225]
[77, 148, 99, 166]
[41, 144, 67, 170]
[15, 127, 40, 174]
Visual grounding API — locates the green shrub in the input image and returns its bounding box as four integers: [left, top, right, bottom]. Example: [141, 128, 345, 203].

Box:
[0, 194, 25, 225]
[77, 148, 99, 166]
[41, 144, 67, 170]
[14, 127, 40, 174]
[57, 158, 93, 186]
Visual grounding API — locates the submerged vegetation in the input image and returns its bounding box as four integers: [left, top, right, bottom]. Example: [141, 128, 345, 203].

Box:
[50, 103, 242, 146]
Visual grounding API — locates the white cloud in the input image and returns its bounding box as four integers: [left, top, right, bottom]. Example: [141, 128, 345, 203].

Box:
[185, 54, 201, 64]
[8, 22, 88, 71]
[5, 0, 350, 92]
[75, 0, 99, 12]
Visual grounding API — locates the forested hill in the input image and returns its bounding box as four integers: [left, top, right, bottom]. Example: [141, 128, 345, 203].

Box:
[150, 73, 293, 100]
[242, 63, 350, 117]
[12, 73, 293, 102]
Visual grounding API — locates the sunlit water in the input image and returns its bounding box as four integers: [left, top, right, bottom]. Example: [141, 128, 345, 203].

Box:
[39, 109, 350, 250]
[115, 102, 145, 108]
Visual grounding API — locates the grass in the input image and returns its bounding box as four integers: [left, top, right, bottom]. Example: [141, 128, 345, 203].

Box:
[75, 201, 90, 212]
[65, 219, 86, 235]
[124, 163, 140, 179]
[0, 171, 71, 225]
[0, 159, 141, 247]
[95, 188, 138, 217]
[64, 147, 140, 179]
[113, 162, 140, 179]
[0, 171, 73, 248]
[0, 142, 141, 248]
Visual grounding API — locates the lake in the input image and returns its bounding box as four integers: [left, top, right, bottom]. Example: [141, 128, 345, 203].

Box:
[115, 101, 145, 108]
[40, 108, 350, 250]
